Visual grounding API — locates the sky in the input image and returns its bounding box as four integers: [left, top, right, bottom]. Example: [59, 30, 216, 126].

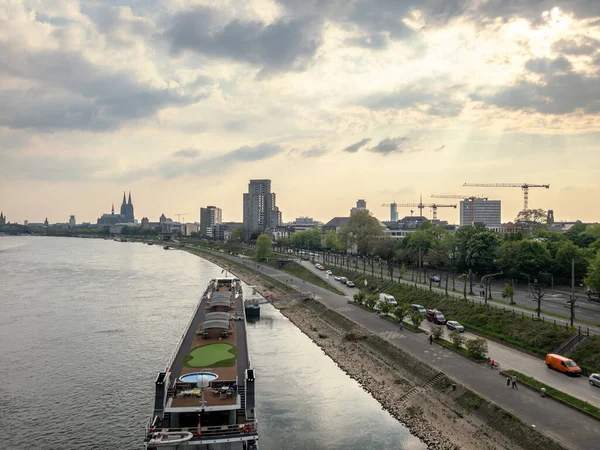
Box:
[1, 0, 599, 225]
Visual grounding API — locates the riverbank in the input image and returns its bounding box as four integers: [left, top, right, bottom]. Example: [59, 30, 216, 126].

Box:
[185, 247, 566, 450]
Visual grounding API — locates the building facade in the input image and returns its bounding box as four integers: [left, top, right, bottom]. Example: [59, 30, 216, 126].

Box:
[460, 199, 501, 228]
[242, 180, 282, 239]
[213, 222, 243, 241]
[350, 199, 368, 216]
[69, 215, 76, 227]
[200, 206, 223, 238]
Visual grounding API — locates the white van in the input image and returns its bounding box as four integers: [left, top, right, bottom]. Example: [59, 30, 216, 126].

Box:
[378, 293, 397, 307]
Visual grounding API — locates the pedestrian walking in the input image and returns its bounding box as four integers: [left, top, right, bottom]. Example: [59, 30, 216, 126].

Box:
[429, 334, 433, 345]
[506, 377, 511, 388]
[399, 321, 403, 331]
[512, 375, 518, 389]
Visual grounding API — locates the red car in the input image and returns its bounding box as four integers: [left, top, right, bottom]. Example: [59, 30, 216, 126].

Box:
[426, 309, 447, 325]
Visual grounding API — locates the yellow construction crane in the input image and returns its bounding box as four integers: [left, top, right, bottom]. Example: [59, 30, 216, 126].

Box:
[462, 183, 549, 210]
[431, 194, 488, 226]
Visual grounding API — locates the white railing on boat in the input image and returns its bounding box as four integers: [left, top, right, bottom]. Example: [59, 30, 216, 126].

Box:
[147, 421, 258, 439]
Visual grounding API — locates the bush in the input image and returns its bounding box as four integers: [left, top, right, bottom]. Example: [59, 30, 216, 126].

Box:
[393, 303, 410, 323]
[409, 310, 425, 329]
[378, 301, 393, 316]
[431, 326, 444, 340]
[466, 338, 488, 360]
[364, 294, 378, 310]
[450, 330, 465, 348]
[353, 290, 366, 304]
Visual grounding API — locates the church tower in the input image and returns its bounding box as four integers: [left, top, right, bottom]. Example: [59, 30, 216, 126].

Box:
[120, 191, 127, 217]
[0, 212, 5, 226]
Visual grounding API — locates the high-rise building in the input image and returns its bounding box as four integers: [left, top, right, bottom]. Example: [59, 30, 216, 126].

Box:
[460, 199, 501, 228]
[243, 179, 282, 239]
[390, 203, 398, 222]
[200, 206, 223, 237]
[350, 199, 368, 215]
[69, 215, 76, 227]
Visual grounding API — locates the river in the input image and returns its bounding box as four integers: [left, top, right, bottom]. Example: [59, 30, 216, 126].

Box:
[0, 236, 424, 450]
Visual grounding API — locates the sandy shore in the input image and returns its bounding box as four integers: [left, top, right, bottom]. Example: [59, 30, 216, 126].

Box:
[190, 249, 559, 450]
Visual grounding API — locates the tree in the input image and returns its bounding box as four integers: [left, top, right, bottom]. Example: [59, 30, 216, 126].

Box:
[409, 310, 424, 329]
[431, 326, 444, 340]
[393, 303, 411, 323]
[531, 285, 546, 318]
[502, 283, 515, 304]
[374, 239, 398, 278]
[324, 230, 342, 251]
[466, 338, 488, 360]
[338, 209, 384, 255]
[584, 251, 600, 293]
[353, 290, 366, 304]
[450, 330, 465, 348]
[398, 264, 407, 280]
[229, 226, 245, 243]
[514, 208, 548, 230]
[378, 300, 393, 316]
[255, 234, 272, 261]
[553, 240, 588, 280]
[364, 294, 378, 310]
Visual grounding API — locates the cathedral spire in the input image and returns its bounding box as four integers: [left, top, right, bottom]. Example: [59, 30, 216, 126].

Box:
[122, 191, 127, 205]
[128, 191, 132, 205]
[111, 203, 115, 214]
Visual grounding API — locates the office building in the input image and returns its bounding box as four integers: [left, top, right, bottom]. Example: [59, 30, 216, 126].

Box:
[243, 180, 282, 239]
[460, 199, 501, 228]
[350, 199, 368, 215]
[69, 215, 76, 227]
[200, 206, 223, 238]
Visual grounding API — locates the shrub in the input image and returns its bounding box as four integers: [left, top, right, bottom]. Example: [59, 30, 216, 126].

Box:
[450, 330, 465, 348]
[431, 326, 444, 340]
[378, 301, 393, 316]
[466, 338, 488, 360]
[409, 310, 425, 329]
[353, 290, 366, 304]
[393, 303, 410, 323]
[364, 294, 378, 310]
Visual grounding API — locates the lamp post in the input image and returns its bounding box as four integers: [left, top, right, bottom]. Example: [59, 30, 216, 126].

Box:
[520, 273, 531, 297]
[540, 272, 554, 289]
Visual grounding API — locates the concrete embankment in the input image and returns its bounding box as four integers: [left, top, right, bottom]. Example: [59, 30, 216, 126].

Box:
[186, 248, 568, 450]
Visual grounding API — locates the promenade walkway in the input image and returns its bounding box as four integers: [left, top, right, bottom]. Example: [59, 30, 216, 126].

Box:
[197, 248, 600, 450]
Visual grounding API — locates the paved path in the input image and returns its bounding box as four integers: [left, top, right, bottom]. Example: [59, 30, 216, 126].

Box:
[196, 248, 600, 450]
[300, 260, 600, 408]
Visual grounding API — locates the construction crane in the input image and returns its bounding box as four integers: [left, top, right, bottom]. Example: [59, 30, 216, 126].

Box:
[383, 202, 456, 220]
[174, 213, 189, 223]
[431, 194, 488, 226]
[462, 183, 549, 210]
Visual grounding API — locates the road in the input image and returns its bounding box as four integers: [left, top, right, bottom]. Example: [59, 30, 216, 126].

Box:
[196, 247, 600, 450]
[303, 252, 600, 332]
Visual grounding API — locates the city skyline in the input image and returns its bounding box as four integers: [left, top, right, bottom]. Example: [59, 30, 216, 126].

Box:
[1, 2, 599, 224]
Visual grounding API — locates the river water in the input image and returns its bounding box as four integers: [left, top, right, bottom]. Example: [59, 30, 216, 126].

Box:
[0, 236, 424, 450]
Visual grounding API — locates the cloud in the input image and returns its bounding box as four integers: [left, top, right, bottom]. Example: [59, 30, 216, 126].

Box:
[471, 57, 600, 114]
[301, 146, 329, 158]
[164, 6, 323, 77]
[525, 57, 572, 74]
[361, 86, 464, 117]
[345, 33, 389, 50]
[552, 37, 600, 56]
[0, 5, 206, 131]
[0, 153, 111, 181]
[173, 148, 200, 158]
[368, 136, 411, 155]
[343, 138, 372, 153]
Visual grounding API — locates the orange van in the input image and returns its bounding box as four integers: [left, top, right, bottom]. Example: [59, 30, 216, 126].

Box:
[545, 353, 582, 376]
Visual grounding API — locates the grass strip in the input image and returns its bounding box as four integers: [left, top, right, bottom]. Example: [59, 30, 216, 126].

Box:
[505, 370, 600, 420]
[261, 259, 345, 295]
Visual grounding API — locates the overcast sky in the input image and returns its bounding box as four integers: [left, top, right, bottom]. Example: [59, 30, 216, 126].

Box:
[1, 0, 599, 225]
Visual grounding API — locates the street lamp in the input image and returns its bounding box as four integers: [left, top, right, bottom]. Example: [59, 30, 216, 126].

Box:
[540, 272, 554, 289]
[481, 272, 503, 302]
[520, 273, 531, 297]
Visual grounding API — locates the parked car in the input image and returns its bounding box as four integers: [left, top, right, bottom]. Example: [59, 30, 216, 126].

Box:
[410, 304, 427, 315]
[431, 275, 441, 282]
[410, 304, 426, 314]
[334, 276, 341, 281]
[446, 321, 464, 332]
[315, 263, 324, 270]
[546, 354, 582, 376]
[589, 373, 600, 387]
[326, 270, 333, 275]
[426, 309, 447, 325]
[346, 281, 355, 288]
[378, 293, 397, 307]
[340, 277, 348, 284]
